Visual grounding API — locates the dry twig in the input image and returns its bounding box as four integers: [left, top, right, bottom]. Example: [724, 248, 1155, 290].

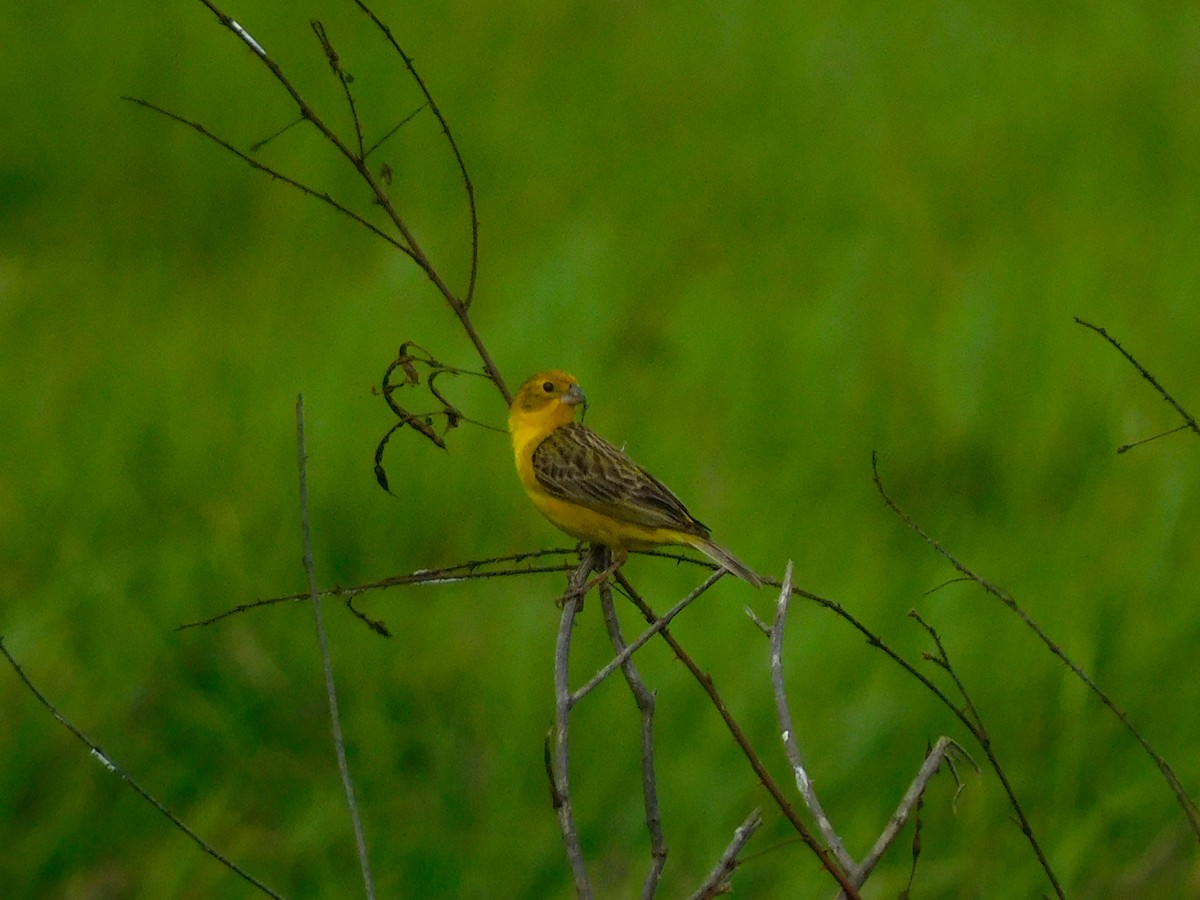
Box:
[0, 639, 284, 898]
[1074, 317, 1199, 453]
[685, 808, 763, 900]
[548, 550, 600, 899]
[598, 569, 668, 898]
[296, 395, 376, 898]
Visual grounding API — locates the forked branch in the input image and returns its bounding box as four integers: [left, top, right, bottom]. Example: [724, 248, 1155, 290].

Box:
[1075, 317, 1199, 452]
[137, 1, 508, 407]
[770, 562, 979, 894]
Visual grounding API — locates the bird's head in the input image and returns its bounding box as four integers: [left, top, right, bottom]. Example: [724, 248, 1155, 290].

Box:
[509, 370, 587, 433]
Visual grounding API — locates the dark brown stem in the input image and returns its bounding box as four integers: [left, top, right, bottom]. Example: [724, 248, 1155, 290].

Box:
[193, 0, 509, 403]
[872, 450, 1200, 843]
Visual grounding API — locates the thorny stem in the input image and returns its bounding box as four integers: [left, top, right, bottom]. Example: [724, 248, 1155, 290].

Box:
[1074, 317, 1199, 448]
[175, 548, 581, 632]
[349, 0, 481, 312]
[872, 451, 1200, 843]
[906, 611, 1064, 898]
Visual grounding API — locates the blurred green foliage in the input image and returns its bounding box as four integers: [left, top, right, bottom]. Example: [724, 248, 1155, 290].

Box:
[2, 1, 1198, 897]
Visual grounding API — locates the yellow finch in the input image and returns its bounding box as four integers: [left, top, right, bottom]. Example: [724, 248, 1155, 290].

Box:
[509, 370, 762, 587]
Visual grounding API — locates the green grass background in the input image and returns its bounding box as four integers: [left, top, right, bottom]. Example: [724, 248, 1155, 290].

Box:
[2, 1, 1199, 897]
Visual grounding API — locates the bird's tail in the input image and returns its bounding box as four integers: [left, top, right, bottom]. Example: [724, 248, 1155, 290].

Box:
[689, 536, 763, 588]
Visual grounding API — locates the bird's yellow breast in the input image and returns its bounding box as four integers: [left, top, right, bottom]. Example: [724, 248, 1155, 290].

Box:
[511, 421, 688, 551]
[525, 478, 684, 550]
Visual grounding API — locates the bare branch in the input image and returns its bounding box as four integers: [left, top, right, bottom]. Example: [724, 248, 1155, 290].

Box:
[174, 548, 580, 632]
[847, 737, 976, 895]
[364, 102, 428, 160]
[571, 571, 722, 705]
[765, 552, 1070, 893]
[549, 551, 599, 898]
[772, 564, 995, 895]
[686, 808, 763, 900]
[310, 20, 366, 160]
[1075, 317, 1200, 451]
[0, 639, 284, 899]
[906, 611, 1063, 898]
[121, 95, 416, 261]
[349, 0, 481, 310]
[158, 1, 509, 406]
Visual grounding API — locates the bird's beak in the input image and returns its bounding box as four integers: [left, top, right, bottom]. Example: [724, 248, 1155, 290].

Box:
[562, 383, 587, 407]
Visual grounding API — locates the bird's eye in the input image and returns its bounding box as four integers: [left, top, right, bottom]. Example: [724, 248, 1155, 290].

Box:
[542, 381, 555, 393]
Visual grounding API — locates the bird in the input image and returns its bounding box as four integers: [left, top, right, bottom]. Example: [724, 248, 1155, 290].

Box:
[508, 369, 762, 588]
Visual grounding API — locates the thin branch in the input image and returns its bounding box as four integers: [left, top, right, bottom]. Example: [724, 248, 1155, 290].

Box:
[767, 563, 1068, 893]
[296, 395, 375, 898]
[174, 548, 581, 632]
[364, 102, 428, 160]
[685, 808, 763, 900]
[311, 20, 366, 160]
[121, 96, 415, 261]
[1075, 317, 1200, 450]
[1114, 422, 1194, 455]
[187, 0, 508, 403]
[772, 564, 992, 895]
[192, 1, 427, 268]
[0, 639, 284, 899]
[598, 574, 667, 898]
[571, 571, 722, 705]
[349, 0, 481, 310]
[850, 736, 973, 894]
[249, 113, 305, 151]
[175, 541, 771, 635]
[907, 611, 1063, 897]
[872, 451, 1200, 842]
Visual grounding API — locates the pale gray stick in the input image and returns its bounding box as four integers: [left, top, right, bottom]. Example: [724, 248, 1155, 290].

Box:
[296, 395, 376, 899]
[551, 553, 597, 899]
[0, 638, 285, 899]
[770, 561, 853, 870]
[598, 580, 667, 898]
[844, 736, 968, 892]
[685, 808, 763, 900]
